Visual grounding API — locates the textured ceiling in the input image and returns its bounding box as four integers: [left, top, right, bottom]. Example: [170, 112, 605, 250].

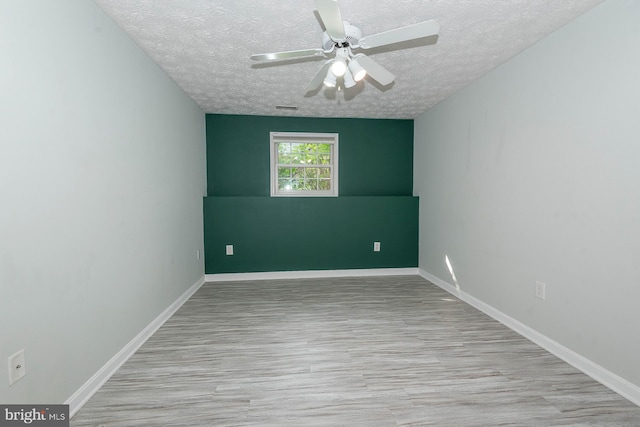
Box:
[94, 0, 603, 119]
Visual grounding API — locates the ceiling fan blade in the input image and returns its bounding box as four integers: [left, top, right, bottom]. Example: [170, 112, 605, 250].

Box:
[305, 61, 333, 92]
[355, 54, 395, 86]
[314, 0, 346, 41]
[251, 48, 324, 61]
[358, 20, 440, 49]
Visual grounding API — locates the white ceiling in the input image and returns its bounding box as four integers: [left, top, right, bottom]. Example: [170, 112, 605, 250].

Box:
[94, 0, 603, 119]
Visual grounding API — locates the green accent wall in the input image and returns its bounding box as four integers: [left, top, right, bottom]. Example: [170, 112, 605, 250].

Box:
[204, 114, 418, 274]
[206, 114, 414, 196]
[204, 197, 418, 273]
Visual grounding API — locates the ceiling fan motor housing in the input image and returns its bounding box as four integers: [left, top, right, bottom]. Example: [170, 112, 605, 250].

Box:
[322, 21, 362, 50]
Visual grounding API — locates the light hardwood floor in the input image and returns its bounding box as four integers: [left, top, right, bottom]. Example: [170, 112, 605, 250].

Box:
[71, 276, 640, 426]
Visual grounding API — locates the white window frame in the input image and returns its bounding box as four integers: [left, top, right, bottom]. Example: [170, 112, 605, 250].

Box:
[270, 132, 339, 197]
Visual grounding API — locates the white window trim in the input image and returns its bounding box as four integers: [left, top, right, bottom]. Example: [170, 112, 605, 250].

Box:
[270, 131, 339, 197]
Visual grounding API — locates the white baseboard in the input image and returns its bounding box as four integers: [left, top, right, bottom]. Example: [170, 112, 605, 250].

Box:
[205, 267, 419, 282]
[65, 275, 206, 418]
[418, 268, 640, 407]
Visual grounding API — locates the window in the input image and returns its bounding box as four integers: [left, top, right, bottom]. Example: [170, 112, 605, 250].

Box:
[270, 132, 339, 197]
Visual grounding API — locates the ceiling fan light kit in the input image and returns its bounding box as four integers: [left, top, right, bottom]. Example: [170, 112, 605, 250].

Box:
[343, 69, 357, 89]
[323, 70, 337, 88]
[348, 58, 366, 82]
[330, 51, 348, 77]
[250, 0, 440, 95]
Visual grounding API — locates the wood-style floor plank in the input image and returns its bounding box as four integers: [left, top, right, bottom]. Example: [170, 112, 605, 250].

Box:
[71, 276, 640, 426]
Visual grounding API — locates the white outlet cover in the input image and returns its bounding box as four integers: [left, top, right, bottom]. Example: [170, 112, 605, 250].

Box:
[373, 242, 381, 252]
[8, 349, 26, 386]
[226, 245, 234, 256]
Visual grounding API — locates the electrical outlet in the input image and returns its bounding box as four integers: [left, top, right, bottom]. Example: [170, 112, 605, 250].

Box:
[225, 245, 234, 256]
[373, 241, 381, 252]
[535, 281, 546, 300]
[8, 350, 26, 386]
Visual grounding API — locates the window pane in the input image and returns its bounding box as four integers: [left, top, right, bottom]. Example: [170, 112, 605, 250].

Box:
[291, 179, 302, 189]
[317, 143, 331, 153]
[278, 179, 292, 190]
[305, 168, 318, 178]
[292, 167, 304, 178]
[318, 167, 331, 178]
[304, 153, 318, 164]
[278, 153, 291, 164]
[319, 154, 331, 164]
[305, 179, 318, 190]
[306, 144, 318, 156]
[278, 143, 291, 154]
[319, 179, 331, 190]
[278, 167, 292, 178]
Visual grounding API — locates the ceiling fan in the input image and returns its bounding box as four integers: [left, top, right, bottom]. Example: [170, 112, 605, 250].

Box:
[250, 0, 440, 93]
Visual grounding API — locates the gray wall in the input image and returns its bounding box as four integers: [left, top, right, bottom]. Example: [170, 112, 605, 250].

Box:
[0, 1, 206, 403]
[414, 0, 640, 388]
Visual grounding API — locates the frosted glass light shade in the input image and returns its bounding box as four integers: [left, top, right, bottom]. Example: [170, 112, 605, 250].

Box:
[323, 70, 337, 87]
[348, 59, 366, 81]
[343, 69, 356, 88]
[330, 58, 347, 77]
